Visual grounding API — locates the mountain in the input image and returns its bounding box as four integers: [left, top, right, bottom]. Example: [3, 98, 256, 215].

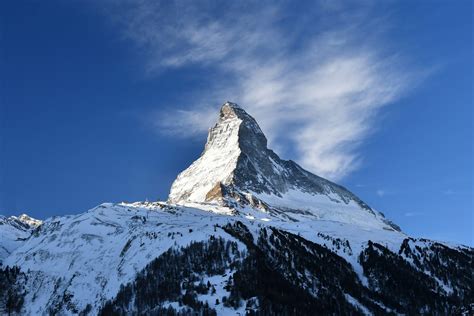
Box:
[0, 103, 472, 315]
[0, 214, 42, 263]
[169, 102, 400, 232]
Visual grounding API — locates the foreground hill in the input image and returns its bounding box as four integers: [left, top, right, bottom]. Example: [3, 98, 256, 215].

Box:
[1, 103, 472, 315]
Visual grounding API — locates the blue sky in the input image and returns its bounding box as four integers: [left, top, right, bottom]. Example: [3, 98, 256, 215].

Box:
[1, 1, 472, 245]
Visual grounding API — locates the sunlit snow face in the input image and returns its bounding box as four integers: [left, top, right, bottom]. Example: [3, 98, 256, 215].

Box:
[169, 104, 243, 204]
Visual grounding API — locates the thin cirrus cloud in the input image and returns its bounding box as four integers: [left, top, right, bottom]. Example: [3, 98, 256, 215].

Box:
[376, 190, 386, 197]
[404, 212, 425, 217]
[105, 1, 423, 181]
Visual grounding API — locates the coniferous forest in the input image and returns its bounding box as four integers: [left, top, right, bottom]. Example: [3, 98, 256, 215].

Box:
[95, 222, 473, 315]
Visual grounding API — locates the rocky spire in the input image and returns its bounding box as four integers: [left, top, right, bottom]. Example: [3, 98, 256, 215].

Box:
[168, 101, 356, 204]
[168, 102, 249, 204]
[168, 102, 400, 231]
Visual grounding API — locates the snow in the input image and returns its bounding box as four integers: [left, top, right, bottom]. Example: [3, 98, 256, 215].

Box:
[345, 293, 372, 316]
[16, 214, 43, 227]
[2, 199, 409, 315]
[398, 238, 455, 294]
[3, 203, 251, 314]
[168, 106, 242, 204]
[0, 214, 42, 262]
[194, 270, 247, 316]
[253, 188, 396, 232]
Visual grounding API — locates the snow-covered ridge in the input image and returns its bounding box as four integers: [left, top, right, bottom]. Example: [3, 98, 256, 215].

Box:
[15, 214, 42, 228]
[4, 200, 469, 315]
[0, 214, 42, 262]
[3, 201, 405, 314]
[0, 213, 42, 230]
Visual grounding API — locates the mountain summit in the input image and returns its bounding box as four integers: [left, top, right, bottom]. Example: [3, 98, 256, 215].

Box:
[169, 102, 400, 231]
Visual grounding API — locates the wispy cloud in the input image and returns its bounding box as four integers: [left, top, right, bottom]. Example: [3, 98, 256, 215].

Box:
[442, 189, 456, 196]
[404, 212, 424, 217]
[104, 0, 424, 181]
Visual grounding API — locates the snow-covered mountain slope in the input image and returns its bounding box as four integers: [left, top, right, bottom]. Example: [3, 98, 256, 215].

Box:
[3, 200, 406, 315]
[0, 102, 472, 315]
[5, 201, 471, 315]
[169, 102, 399, 232]
[3, 203, 247, 314]
[0, 214, 42, 262]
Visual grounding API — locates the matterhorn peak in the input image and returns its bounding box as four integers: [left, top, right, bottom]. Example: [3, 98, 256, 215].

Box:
[223, 101, 240, 108]
[169, 101, 257, 204]
[168, 102, 400, 231]
[206, 101, 267, 151]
